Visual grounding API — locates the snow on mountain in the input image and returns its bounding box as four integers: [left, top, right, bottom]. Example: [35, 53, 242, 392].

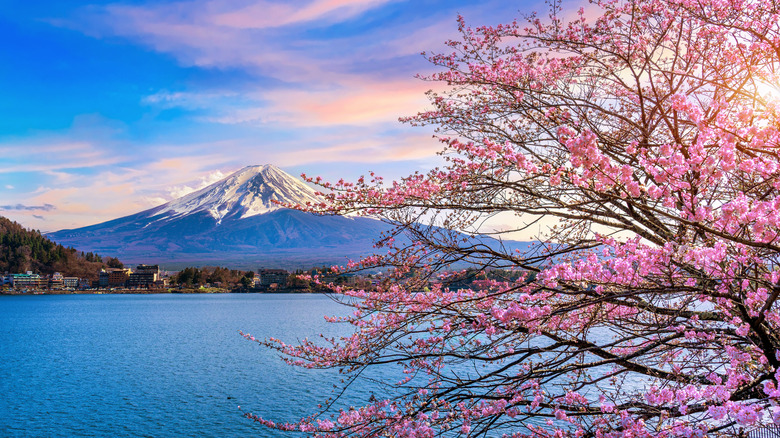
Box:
[47, 165, 392, 268]
[47, 164, 530, 269]
[150, 164, 324, 223]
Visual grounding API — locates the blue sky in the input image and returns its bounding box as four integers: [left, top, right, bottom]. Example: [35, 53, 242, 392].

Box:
[1, 0, 544, 232]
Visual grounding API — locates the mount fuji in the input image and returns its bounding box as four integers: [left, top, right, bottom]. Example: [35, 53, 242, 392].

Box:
[47, 165, 393, 269]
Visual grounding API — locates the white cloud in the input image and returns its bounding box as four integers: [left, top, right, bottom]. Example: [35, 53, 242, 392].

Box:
[141, 196, 169, 207]
[166, 170, 226, 199]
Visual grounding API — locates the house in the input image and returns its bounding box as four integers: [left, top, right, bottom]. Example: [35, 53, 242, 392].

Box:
[6, 272, 47, 289]
[127, 264, 160, 288]
[50, 272, 64, 289]
[99, 268, 131, 287]
[62, 277, 80, 289]
[256, 269, 289, 287]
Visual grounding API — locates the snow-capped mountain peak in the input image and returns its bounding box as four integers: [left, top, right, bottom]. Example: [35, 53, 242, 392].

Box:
[151, 164, 324, 222]
[47, 164, 528, 268]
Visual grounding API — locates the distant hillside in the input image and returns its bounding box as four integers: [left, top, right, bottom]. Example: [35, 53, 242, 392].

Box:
[0, 216, 122, 280]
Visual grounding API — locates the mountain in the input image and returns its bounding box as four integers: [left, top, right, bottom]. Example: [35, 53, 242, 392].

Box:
[0, 216, 122, 280]
[48, 165, 393, 269]
[146, 164, 325, 224]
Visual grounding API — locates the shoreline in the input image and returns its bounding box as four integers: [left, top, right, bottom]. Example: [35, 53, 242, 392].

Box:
[1, 288, 215, 295]
[0, 287, 322, 295]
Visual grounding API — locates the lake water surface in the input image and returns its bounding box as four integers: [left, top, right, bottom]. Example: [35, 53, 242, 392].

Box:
[0, 293, 359, 437]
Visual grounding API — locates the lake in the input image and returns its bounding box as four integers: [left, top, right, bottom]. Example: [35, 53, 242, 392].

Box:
[0, 293, 363, 437]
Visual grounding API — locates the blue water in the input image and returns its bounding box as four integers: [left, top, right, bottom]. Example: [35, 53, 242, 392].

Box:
[0, 293, 359, 437]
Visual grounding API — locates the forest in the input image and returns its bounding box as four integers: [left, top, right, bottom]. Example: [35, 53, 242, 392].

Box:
[0, 216, 122, 280]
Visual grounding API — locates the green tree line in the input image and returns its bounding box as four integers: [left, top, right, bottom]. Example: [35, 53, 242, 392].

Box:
[0, 216, 122, 280]
[173, 266, 254, 287]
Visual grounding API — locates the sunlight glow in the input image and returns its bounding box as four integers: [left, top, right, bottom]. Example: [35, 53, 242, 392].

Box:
[755, 77, 780, 102]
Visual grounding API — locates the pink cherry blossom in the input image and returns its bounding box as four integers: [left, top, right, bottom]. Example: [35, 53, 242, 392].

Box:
[250, 0, 780, 436]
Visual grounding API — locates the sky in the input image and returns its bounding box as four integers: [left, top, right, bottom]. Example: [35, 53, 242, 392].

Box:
[1, 0, 545, 232]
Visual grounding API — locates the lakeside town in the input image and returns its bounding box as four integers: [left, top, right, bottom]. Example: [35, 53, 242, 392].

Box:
[1, 262, 518, 295]
[1, 265, 298, 294]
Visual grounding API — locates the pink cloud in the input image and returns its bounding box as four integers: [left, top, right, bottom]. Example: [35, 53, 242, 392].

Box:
[0, 141, 127, 174]
[207, 79, 430, 126]
[270, 132, 441, 166]
[67, 0, 441, 83]
[65, 0, 462, 132]
[212, 0, 396, 29]
[287, 83, 430, 125]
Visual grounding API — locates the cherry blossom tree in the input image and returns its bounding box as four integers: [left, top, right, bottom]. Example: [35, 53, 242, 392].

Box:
[243, 0, 780, 436]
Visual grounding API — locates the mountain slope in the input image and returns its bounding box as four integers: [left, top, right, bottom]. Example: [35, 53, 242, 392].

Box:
[48, 165, 393, 269]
